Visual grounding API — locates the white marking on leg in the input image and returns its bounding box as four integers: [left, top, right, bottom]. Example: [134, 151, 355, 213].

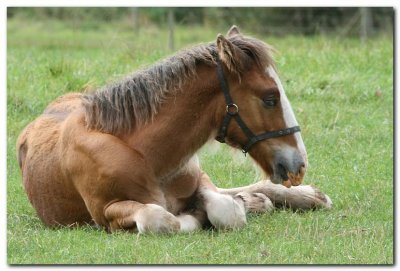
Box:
[177, 214, 201, 232]
[266, 66, 308, 167]
[286, 185, 333, 209]
[235, 192, 274, 213]
[202, 190, 246, 229]
[135, 204, 180, 234]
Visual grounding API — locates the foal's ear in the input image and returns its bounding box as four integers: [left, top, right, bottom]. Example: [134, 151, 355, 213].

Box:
[216, 34, 246, 74]
[227, 25, 241, 37]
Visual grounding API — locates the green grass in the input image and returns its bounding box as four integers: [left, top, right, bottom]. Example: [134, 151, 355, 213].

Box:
[7, 18, 393, 264]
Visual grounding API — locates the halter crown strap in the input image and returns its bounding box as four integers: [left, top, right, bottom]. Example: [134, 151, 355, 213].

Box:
[215, 57, 300, 153]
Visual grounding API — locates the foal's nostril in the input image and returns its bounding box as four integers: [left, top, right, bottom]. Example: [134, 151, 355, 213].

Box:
[276, 163, 288, 180]
[297, 164, 305, 174]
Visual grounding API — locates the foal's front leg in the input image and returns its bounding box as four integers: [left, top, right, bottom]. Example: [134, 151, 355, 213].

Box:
[218, 180, 332, 211]
[197, 172, 248, 229]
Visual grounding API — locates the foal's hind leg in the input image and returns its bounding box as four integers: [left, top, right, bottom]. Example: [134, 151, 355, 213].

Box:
[218, 180, 332, 211]
[104, 201, 180, 234]
[104, 201, 202, 234]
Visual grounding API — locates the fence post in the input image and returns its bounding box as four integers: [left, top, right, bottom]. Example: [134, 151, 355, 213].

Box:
[168, 8, 175, 51]
[360, 7, 372, 42]
[131, 7, 139, 33]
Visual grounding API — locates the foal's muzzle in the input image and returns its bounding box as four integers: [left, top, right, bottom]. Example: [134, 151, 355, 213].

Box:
[271, 148, 306, 188]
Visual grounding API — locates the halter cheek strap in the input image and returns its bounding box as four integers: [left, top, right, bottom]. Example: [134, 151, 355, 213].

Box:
[215, 57, 301, 154]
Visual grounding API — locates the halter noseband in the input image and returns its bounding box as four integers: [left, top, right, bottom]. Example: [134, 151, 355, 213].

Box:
[215, 57, 301, 154]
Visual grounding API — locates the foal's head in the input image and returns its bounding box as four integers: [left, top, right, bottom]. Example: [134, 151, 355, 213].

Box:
[214, 26, 307, 188]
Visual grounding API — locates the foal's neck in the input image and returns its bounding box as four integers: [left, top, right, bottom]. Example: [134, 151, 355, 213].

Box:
[123, 65, 223, 178]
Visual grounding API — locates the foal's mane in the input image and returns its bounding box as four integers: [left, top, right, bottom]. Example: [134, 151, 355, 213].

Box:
[82, 35, 275, 135]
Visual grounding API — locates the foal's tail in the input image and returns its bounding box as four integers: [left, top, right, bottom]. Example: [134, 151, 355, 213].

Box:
[16, 123, 33, 170]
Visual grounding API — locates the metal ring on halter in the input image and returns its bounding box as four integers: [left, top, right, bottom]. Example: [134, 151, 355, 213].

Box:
[226, 103, 239, 115]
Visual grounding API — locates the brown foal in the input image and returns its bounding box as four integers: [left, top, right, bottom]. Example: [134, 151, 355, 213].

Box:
[16, 26, 331, 234]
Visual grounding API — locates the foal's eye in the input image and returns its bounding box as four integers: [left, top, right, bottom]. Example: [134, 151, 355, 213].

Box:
[263, 95, 278, 107]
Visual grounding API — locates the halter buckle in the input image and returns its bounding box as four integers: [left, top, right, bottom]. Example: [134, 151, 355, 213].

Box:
[226, 103, 239, 116]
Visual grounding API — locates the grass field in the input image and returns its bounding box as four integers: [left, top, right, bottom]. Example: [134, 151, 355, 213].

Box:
[7, 18, 393, 264]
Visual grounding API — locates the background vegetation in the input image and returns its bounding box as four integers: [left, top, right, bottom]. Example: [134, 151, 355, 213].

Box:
[7, 7, 393, 36]
[7, 7, 393, 264]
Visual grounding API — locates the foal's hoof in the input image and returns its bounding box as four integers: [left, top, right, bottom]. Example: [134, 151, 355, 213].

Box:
[288, 185, 333, 210]
[235, 192, 274, 213]
[136, 204, 180, 234]
[312, 186, 333, 209]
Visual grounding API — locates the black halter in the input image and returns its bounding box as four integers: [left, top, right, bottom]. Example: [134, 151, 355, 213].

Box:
[215, 58, 301, 154]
